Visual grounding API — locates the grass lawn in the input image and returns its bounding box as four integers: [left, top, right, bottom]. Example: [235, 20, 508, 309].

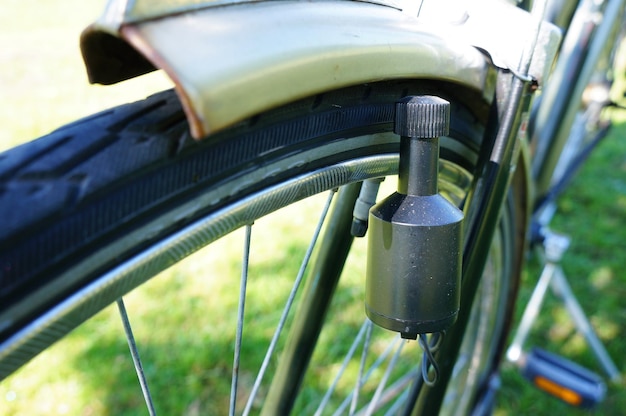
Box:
[495, 111, 626, 415]
[0, 0, 172, 152]
[1, 1, 624, 415]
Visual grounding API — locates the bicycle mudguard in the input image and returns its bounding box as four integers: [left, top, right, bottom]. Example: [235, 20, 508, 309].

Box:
[81, 0, 559, 139]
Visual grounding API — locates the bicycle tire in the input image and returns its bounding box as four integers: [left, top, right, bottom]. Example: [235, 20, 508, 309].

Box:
[0, 80, 522, 414]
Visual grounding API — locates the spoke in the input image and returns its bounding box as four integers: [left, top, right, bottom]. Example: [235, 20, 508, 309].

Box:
[117, 298, 156, 416]
[339, 369, 419, 416]
[315, 319, 372, 416]
[383, 385, 411, 416]
[243, 189, 337, 415]
[334, 332, 402, 415]
[364, 337, 405, 416]
[372, 368, 418, 415]
[350, 320, 373, 415]
[230, 224, 253, 416]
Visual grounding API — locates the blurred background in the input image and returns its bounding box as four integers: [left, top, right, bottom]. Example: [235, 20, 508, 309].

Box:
[0, 0, 173, 153]
[1, 1, 624, 414]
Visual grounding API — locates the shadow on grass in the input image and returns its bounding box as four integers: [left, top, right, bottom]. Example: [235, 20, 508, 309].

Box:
[71, 326, 270, 415]
[64, 220, 369, 415]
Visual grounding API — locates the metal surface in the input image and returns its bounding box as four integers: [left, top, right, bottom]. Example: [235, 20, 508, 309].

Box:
[261, 184, 358, 415]
[81, 1, 563, 140]
[411, 0, 547, 409]
[507, 228, 621, 382]
[82, 0, 493, 138]
[415, 75, 533, 415]
[243, 190, 336, 415]
[97, 0, 255, 28]
[230, 224, 252, 416]
[0, 154, 397, 382]
[81, 0, 561, 140]
[531, 0, 625, 199]
[419, 0, 561, 85]
[366, 96, 463, 338]
[96, 0, 405, 28]
[117, 298, 156, 416]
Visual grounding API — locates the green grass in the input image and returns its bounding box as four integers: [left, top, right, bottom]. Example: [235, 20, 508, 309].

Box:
[494, 111, 626, 415]
[0, 0, 172, 152]
[1, 1, 625, 415]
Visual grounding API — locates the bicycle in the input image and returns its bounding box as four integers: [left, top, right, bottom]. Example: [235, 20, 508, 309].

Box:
[0, 0, 623, 414]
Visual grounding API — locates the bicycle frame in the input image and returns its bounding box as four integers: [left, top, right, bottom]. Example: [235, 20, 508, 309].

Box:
[5, 0, 623, 413]
[531, 0, 625, 202]
[80, 0, 564, 412]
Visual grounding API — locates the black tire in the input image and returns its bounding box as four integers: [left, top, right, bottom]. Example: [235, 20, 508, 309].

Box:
[0, 80, 522, 414]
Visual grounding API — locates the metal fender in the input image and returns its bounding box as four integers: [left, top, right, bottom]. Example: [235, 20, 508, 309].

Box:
[81, 1, 545, 139]
[81, 0, 500, 138]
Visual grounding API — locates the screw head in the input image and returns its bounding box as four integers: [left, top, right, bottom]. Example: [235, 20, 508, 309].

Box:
[394, 96, 450, 138]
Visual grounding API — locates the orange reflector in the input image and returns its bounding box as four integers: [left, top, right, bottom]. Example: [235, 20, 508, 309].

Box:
[534, 376, 583, 406]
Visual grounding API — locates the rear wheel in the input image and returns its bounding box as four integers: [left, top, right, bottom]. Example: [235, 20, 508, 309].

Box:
[0, 81, 522, 414]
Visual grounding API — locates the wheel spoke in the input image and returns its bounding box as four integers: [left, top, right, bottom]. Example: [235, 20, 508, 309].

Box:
[333, 331, 402, 415]
[230, 224, 253, 416]
[370, 366, 419, 415]
[383, 384, 411, 416]
[116, 298, 156, 416]
[323, 321, 417, 416]
[315, 319, 372, 416]
[363, 337, 405, 416]
[350, 319, 373, 415]
[244, 189, 337, 415]
[0, 73, 519, 416]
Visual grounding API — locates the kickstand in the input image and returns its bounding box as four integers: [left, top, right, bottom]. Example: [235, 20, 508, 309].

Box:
[506, 204, 621, 383]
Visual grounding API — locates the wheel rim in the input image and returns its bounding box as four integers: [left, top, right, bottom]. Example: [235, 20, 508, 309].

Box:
[2, 127, 514, 414]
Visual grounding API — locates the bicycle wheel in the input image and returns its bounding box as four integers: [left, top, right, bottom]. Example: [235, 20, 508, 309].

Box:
[0, 80, 523, 414]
